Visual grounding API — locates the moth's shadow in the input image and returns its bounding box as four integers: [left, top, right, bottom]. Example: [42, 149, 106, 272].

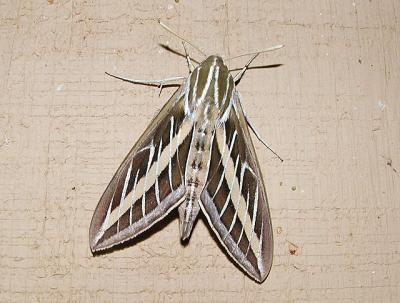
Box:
[159, 43, 201, 64]
[229, 63, 283, 72]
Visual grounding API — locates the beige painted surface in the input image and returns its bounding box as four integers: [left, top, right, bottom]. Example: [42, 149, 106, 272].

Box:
[1, 1, 399, 302]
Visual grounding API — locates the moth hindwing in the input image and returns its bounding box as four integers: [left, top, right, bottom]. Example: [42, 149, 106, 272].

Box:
[90, 55, 274, 283]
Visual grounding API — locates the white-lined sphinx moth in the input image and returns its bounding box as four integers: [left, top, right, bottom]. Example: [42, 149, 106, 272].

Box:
[90, 25, 283, 283]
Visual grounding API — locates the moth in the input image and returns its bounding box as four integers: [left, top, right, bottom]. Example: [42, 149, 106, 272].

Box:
[90, 22, 283, 283]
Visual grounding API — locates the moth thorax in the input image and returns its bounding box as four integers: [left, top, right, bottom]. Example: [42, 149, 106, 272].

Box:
[196, 97, 218, 123]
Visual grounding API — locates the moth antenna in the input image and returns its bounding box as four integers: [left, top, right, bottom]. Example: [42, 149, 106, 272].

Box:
[182, 41, 195, 73]
[105, 72, 184, 87]
[158, 20, 207, 57]
[226, 44, 284, 61]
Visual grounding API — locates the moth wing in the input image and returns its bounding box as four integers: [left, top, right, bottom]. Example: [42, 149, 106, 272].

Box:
[200, 93, 273, 282]
[90, 88, 194, 252]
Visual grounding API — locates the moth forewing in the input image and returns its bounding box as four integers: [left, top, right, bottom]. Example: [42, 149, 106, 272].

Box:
[233, 93, 274, 280]
[89, 85, 193, 252]
[198, 91, 273, 282]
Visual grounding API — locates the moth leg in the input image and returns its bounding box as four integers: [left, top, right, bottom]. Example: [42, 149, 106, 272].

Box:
[182, 42, 195, 73]
[242, 106, 283, 162]
[105, 72, 185, 87]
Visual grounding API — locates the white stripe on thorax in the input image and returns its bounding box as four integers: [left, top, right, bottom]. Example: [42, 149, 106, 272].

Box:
[192, 68, 200, 104]
[197, 59, 217, 106]
[219, 89, 235, 124]
[221, 73, 230, 107]
[214, 65, 220, 106]
[185, 68, 200, 116]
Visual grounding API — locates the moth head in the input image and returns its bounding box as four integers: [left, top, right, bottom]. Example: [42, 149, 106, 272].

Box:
[201, 55, 228, 70]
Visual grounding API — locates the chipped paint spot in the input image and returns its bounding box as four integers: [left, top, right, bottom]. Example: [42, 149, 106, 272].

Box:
[56, 84, 65, 91]
[378, 100, 386, 111]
